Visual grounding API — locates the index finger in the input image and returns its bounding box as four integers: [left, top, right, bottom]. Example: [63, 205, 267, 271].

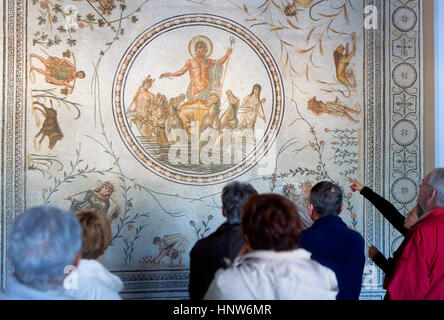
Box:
[347, 177, 355, 183]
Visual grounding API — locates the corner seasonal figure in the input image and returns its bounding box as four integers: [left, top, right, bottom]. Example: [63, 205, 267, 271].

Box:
[29, 51, 85, 94]
[160, 35, 233, 101]
[220, 89, 240, 129]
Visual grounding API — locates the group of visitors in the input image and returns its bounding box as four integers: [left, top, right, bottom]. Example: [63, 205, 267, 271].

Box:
[1, 168, 444, 300]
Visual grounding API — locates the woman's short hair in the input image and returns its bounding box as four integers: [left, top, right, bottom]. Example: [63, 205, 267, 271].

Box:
[8, 206, 82, 291]
[76, 210, 112, 259]
[222, 181, 258, 225]
[242, 194, 303, 251]
[309, 181, 343, 217]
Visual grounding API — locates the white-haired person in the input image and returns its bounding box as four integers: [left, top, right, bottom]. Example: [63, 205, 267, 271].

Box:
[0, 206, 82, 300]
[204, 194, 338, 300]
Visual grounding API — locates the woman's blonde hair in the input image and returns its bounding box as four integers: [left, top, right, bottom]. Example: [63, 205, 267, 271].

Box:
[76, 210, 112, 259]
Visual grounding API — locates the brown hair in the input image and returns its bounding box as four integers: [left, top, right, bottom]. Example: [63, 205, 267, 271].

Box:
[241, 194, 303, 251]
[76, 210, 112, 259]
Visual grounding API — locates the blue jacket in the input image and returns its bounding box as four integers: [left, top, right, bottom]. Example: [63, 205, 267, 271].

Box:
[300, 215, 365, 300]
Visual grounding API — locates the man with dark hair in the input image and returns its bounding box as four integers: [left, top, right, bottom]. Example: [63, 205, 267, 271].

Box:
[188, 181, 258, 300]
[64, 210, 123, 300]
[160, 36, 232, 101]
[387, 168, 444, 300]
[300, 181, 365, 300]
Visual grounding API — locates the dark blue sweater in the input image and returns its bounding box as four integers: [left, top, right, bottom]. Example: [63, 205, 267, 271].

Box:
[300, 215, 365, 300]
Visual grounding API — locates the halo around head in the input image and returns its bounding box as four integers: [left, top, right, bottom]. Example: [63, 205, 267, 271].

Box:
[188, 35, 213, 58]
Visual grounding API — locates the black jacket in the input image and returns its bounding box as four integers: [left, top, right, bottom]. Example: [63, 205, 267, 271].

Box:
[188, 222, 244, 300]
[300, 215, 365, 300]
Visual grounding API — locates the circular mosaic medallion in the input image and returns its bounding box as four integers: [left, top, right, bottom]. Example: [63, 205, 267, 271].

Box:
[392, 63, 417, 89]
[391, 177, 418, 205]
[392, 119, 418, 146]
[392, 6, 417, 32]
[112, 14, 284, 185]
[391, 235, 404, 255]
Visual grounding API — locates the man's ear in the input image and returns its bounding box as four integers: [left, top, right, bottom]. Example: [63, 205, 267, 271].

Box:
[222, 207, 226, 218]
[237, 235, 250, 257]
[338, 203, 345, 215]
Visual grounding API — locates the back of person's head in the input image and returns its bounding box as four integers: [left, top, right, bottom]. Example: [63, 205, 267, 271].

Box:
[222, 181, 258, 224]
[76, 210, 112, 260]
[428, 168, 444, 208]
[8, 206, 82, 291]
[309, 181, 343, 217]
[242, 193, 303, 251]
